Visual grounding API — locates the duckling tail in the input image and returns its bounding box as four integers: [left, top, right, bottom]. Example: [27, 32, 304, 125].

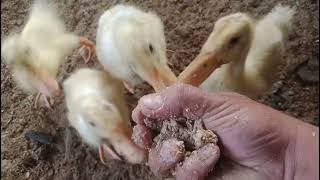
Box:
[28, 0, 65, 31]
[264, 5, 296, 38]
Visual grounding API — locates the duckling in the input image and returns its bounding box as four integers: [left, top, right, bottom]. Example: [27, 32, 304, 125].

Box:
[1, 0, 95, 108]
[179, 5, 295, 99]
[63, 68, 146, 164]
[96, 5, 177, 93]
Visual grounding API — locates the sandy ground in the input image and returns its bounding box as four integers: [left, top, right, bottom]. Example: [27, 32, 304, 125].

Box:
[1, 0, 319, 179]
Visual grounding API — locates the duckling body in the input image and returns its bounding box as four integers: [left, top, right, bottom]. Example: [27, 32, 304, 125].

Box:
[1, 0, 94, 108]
[63, 68, 145, 164]
[96, 5, 177, 93]
[200, 5, 295, 99]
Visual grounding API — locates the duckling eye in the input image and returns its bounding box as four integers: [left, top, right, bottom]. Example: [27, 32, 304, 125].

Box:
[229, 36, 240, 47]
[149, 44, 154, 53]
[89, 121, 96, 127]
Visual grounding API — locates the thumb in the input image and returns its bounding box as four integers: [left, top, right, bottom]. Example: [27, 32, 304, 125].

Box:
[137, 83, 216, 120]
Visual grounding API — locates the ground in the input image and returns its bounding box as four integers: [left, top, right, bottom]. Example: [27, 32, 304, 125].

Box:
[1, 0, 319, 179]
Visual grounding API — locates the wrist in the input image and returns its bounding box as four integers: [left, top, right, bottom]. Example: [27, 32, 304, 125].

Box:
[288, 121, 319, 180]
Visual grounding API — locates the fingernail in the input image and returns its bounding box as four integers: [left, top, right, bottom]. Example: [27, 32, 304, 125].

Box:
[142, 94, 163, 110]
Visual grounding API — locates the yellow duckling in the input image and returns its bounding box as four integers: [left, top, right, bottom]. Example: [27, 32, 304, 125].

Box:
[63, 68, 146, 164]
[1, 0, 95, 108]
[96, 5, 177, 93]
[179, 5, 295, 99]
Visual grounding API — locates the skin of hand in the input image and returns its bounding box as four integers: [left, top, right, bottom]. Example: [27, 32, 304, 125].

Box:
[132, 83, 319, 180]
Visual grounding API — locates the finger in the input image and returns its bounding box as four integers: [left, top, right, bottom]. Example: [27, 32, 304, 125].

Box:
[175, 144, 220, 180]
[132, 124, 153, 149]
[138, 83, 215, 120]
[148, 139, 185, 178]
[132, 107, 147, 124]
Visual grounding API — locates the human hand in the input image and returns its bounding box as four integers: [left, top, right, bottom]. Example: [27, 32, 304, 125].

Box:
[132, 83, 319, 180]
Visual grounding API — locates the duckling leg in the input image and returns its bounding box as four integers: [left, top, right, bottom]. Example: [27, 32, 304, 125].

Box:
[79, 37, 96, 64]
[167, 49, 175, 53]
[99, 144, 122, 164]
[34, 93, 53, 109]
[34, 93, 41, 108]
[123, 81, 135, 94]
[99, 145, 107, 165]
[166, 49, 175, 67]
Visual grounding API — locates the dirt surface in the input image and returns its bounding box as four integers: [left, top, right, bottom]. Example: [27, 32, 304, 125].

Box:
[149, 118, 217, 151]
[1, 0, 319, 180]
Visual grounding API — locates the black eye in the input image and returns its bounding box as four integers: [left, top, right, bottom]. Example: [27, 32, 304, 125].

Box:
[89, 122, 96, 127]
[149, 44, 154, 53]
[229, 36, 240, 46]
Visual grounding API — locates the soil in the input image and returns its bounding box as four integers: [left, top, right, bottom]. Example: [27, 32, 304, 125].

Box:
[1, 0, 319, 180]
[150, 118, 217, 151]
[146, 118, 218, 178]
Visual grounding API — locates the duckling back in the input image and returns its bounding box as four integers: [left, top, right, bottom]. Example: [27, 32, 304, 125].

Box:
[244, 5, 295, 97]
[21, 0, 79, 74]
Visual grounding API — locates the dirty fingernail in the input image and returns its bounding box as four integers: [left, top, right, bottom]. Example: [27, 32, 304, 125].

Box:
[142, 94, 163, 110]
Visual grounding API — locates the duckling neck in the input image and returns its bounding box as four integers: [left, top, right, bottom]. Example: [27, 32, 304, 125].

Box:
[227, 52, 247, 76]
[227, 35, 254, 77]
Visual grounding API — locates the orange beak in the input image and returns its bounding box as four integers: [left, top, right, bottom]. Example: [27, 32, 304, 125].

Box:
[101, 122, 147, 164]
[29, 65, 60, 98]
[149, 65, 178, 92]
[178, 51, 223, 87]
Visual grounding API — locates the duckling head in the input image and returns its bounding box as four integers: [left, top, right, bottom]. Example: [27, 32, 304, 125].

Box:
[1, 34, 60, 98]
[178, 13, 255, 86]
[113, 13, 177, 92]
[201, 13, 255, 65]
[81, 102, 146, 164]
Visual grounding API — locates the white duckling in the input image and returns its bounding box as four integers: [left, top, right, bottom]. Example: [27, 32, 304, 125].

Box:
[63, 68, 146, 164]
[1, 0, 95, 108]
[179, 5, 295, 99]
[96, 5, 177, 93]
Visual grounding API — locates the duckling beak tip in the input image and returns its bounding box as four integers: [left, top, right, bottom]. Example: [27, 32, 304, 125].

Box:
[151, 66, 177, 92]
